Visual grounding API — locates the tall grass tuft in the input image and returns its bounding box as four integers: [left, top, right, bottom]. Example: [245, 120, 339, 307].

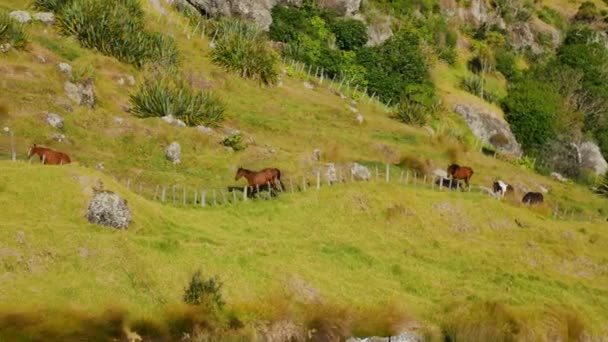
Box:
[32, 0, 74, 12]
[594, 172, 608, 198]
[211, 19, 279, 85]
[130, 76, 225, 127]
[55, 0, 177, 68]
[0, 11, 27, 49]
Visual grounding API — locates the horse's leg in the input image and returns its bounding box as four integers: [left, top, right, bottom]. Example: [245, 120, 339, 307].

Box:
[41, 154, 46, 165]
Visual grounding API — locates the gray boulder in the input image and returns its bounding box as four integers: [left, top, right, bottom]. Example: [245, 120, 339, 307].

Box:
[509, 22, 542, 55]
[165, 141, 182, 164]
[578, 141, 608, 175]
[64, 80, 95, 108]
[58, 62, 72, 75]
[366, 18, 393, 47]
[454, 104, 522, 156]
[86, 191, 131, 229]
[10, 11, 31, 23]
[356, 113, 364, 124]
[351, 162, 371, 181]
[46, 113, 64, 129]
[346, 332, 423, 342]
[0, 44, 11, 53]
[551, 172, 568, 183]
[197, 125, 214, 134]
[33, 12, 55, 25]
[161, 114, 187, 127]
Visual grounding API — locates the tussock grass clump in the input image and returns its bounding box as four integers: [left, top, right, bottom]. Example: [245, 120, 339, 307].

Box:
[594, 172, 608, 198]
[398, 154, 433, 176]
[0, 11, 27, 49]
[55, 0, 177, 68]
[183, 270, 225, 310]
[130, 76, 225, 127]
[211, 19, 279, 85]
[392, 100, 431, 127]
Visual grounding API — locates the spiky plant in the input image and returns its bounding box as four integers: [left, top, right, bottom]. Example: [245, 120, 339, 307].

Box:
[0, 11, 27, 49]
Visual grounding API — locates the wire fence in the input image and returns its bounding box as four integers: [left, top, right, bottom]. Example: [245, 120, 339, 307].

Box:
[106, 161, 601, 223]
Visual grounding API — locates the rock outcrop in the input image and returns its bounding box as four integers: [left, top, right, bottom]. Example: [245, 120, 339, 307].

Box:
[578, 141, 608, 175]
[165, 141, 182, 164]
[182, 0, 359, 30]
[454, 104, 522, 156]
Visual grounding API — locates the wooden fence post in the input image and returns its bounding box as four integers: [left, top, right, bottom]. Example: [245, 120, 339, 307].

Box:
[172, 186, 176, 205]
[267, 182, 272, 200]
[127, 179, 131, 189]
[221, 190, 227, 205]
[375, 166, 379, 181]
[183, 187, 186, 206]
[153, 185, 160, 201]
[423, 175, 427, 186]
[243, 186, 248, 202]
[399, 171, 404, 183]
[338, 167, 343, 183]
[405, 171, 409, 184]
[316, 171, 321, 190]
[385, 164, 390, 182]
[201, 189, 206, 207]
[439, 177, 443, 191]
[161, 186, 166, 203]
[290, 178, 294, 193]
[232, 189, 237, 204]
[138, 183, 143, 195]
[448, 179, 453, 191]
[431, 176, 435, 190]
[213, 189, 217, 206]
[194, 189, 198, 206]
[256, 184, 260, 198]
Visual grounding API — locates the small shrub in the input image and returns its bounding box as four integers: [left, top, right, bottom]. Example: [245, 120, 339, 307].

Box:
[221, 133, 246, 151]
[495, 48, 520, 80]
[574, 1, 599, 22]
[211, 19, 279, 85]
[130, 77, 224, 127]
[0, 11, 27, 49]
[594, 172, 608, 198]
[442, 301, 527, 341]
[331, 19, 368, 50]
[392, 100, 430, 126]
[490, 133, 510, 147]
[32, 0, 74, 12]
[183, 270, 225, 310]
[57, 0, 177, 68]
[70, 63, 96, 83]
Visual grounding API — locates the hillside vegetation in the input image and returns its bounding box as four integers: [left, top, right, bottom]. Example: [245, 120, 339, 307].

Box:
[0, 0, 608, 340]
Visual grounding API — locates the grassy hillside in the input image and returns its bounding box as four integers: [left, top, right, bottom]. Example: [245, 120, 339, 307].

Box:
[1, 0, 608, 339]
[1, 162, 608, 338]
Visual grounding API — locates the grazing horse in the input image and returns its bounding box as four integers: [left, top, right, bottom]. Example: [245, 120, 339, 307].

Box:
[235, 167, 283, 193]
[522, 192, 544, 205]
[492, 180, 514, 198]
[28, 144, 71, 165]
[447, 164, 474, 188]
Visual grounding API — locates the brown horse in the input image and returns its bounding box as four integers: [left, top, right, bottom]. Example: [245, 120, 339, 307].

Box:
[447, 164, 474, 188]
[28, 144, 71, 165]
[235, 167, 282, 193]
[522, 192, 544, 205]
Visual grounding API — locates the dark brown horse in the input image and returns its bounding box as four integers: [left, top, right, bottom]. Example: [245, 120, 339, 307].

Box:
[447, 164, 474, 187]
[522, 192, 544, 205]
[235, 167, 282, 192]
[28, 144, 71, 165]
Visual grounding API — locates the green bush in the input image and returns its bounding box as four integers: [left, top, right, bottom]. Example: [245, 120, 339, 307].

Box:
[357, 31, 434, 105]
[502, 79, 562, 152]
[130, 76, 225, 127]
[495, 48, 520, 80]
[269, 5, 310, 43]
[221, 133, 246, 151]
[331, 19, 368, 50]
[56, 0, 177, 68]
[211, 19, 279, 85]
[0, 11, 27, 49]
[183, 270, 225, 310]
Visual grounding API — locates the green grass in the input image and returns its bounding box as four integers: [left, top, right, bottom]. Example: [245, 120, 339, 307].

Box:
[0, 0, 608, 338]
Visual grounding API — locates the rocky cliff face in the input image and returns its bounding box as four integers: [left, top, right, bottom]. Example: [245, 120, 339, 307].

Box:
[180, 0, 360, 30]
